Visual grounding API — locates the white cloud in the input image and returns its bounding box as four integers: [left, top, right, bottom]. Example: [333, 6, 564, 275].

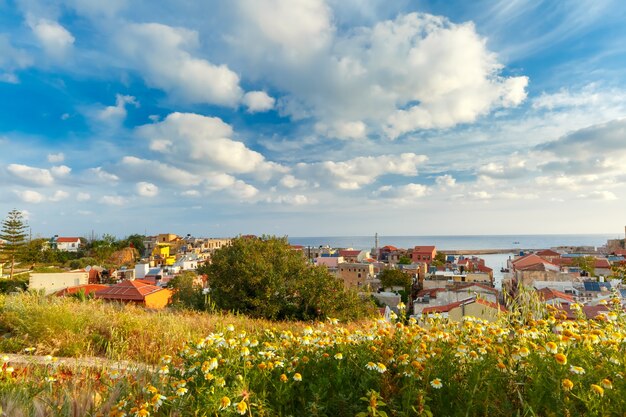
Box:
[117, 23, 243, 106]
[137, 112, 285, 176]
[181, 190, 200, 197]
[266, 194, 313, 205]
[584, 191, 618, 201]
[87, 167, 119, 182]
[47, 153, 65, 163]
[0, 35, 32, 82]
[118, 156, 201, 186]
[230, 9, 528, 138]
[51, 165, 71, 177]
[374, 183, 429, 200]
[435, 174, 456, 188]
[136, 181, 159, 197]
[100, 195, 127, 206]
[296, 153, 428, 189]
[28, 18, 75, 58]
[279, 174, 307, 189]
[7, 164, 54, 186]
[49, 190, 69, 202]
[14, 189, 45, 203]
[242, 91, 275, 113]
[76, 192, 91, 201]
[96, 94, 138, 122]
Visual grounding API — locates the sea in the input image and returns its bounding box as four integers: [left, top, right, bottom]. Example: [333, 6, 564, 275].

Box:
[288, 234, 619, 288]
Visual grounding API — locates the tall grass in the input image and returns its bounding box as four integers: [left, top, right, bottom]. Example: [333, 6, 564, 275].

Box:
[0, 293, 303, 364]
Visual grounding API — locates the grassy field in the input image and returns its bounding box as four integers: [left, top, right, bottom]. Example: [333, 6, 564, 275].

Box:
[0, 292, 625, 416]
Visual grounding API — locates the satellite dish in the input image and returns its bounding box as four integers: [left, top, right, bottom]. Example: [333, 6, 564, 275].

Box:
[85, 265, 92, 272]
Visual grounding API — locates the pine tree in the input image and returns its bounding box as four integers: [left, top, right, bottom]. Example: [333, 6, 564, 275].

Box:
[0, 209, 28, 280]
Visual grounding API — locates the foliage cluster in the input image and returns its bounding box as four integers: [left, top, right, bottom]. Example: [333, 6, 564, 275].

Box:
[1, 293, 625, 416]
[207, 236, 374, 321]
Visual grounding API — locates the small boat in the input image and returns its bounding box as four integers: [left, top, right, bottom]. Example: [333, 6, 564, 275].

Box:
[512, 241, 520, 245]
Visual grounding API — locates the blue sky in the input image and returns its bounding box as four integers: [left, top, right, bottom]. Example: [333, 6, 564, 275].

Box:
[2, 0, 626, 238]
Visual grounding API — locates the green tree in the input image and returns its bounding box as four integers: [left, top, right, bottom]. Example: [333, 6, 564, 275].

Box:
[378, 269, 411, 290]
[207, 236, 371, 321]
[17, 238, 47, 264]
[0, 209, 28, 279]
[123, 234, 146, 255]
[168, 271, 206, 310]
[432, 252, 447, 267]
[398, 255, 411, 265]
[572, 256, 595, 277]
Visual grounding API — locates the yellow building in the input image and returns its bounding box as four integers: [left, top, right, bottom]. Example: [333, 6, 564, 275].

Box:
[151, 244, 176, 266]
[337, 262, 374, 289]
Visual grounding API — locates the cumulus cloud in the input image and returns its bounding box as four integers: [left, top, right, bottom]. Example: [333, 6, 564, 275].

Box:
[47, 152, 65, 163]
[116, 23, 243, 106]
[96, 94, 138, 122]
[14, 189, 45, 203]
[295, 152, 428, 189]
[118, 156, 201, 186]
[435, 174, 456, 188]
[28, 18, 75, 58]
[86, 167, 119, 182]
[279, 174, 307, 189]
[136, 181, 159, 197]
[181, 190, 200, 197]
[242, 91, 275, 113]
[49, 190, 69, 202]
[51, 165, 71, 177]
[137, 112, 285, 177]
[7, 164, 54, 186]
[230, 8, 528, 139]
[373, 183, 429, 200]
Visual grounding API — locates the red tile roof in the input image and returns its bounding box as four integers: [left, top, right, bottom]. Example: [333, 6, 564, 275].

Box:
[413, 246, 436, 253]
[536, 249, 560, 257]
[475, 298, 507, 312]
[56, 284, 108, 296]
[382, 245, 398, 251]
[536, 287, 575, 303]
[339, 250, 361, 257]
[612, 249, 626, 256]
[422, 299, 469, 314]
[95, 280, 166, 301]
[594, 259, 611, 268]
[476, 264, 493, 273]
[56, 237, 81, 243]
[512, 254, 557, 269]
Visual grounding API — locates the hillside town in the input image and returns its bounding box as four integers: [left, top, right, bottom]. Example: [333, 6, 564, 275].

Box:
[3, 229, 626, 322]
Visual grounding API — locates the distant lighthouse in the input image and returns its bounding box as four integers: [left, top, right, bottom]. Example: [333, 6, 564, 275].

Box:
[375, 232, 379, 259]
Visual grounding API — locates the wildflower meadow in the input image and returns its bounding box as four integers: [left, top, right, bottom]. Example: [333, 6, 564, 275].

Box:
[0, 294, 625, 416]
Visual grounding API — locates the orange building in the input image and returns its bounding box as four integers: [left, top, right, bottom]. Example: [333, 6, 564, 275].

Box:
[95, 280, 172, 309]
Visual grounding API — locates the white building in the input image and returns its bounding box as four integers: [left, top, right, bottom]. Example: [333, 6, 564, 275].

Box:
[54, 237, 82, 252]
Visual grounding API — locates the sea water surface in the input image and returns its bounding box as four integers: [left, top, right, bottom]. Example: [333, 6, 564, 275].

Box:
[288, 234, 619, 288]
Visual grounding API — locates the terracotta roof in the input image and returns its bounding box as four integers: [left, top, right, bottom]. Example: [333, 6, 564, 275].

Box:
[422, 299, 469, 314]
[382, 245, 398, 251]
[56, 284, 108, 296]
[612, 249, 626, 256]
[339, 250, 361, 257]
[517, 263, 551, 272]
[413, 246, 436, 253]
[536, 249, 560, 257]
[95, 280, 166, 301]
[475, 298, 507, 312]
[512, 254, 558, 269]
[536, 287, 575, 303]
[56, 237, 81, 243]
[594, 259, 611, 268]
[476, 264, 493, 273]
